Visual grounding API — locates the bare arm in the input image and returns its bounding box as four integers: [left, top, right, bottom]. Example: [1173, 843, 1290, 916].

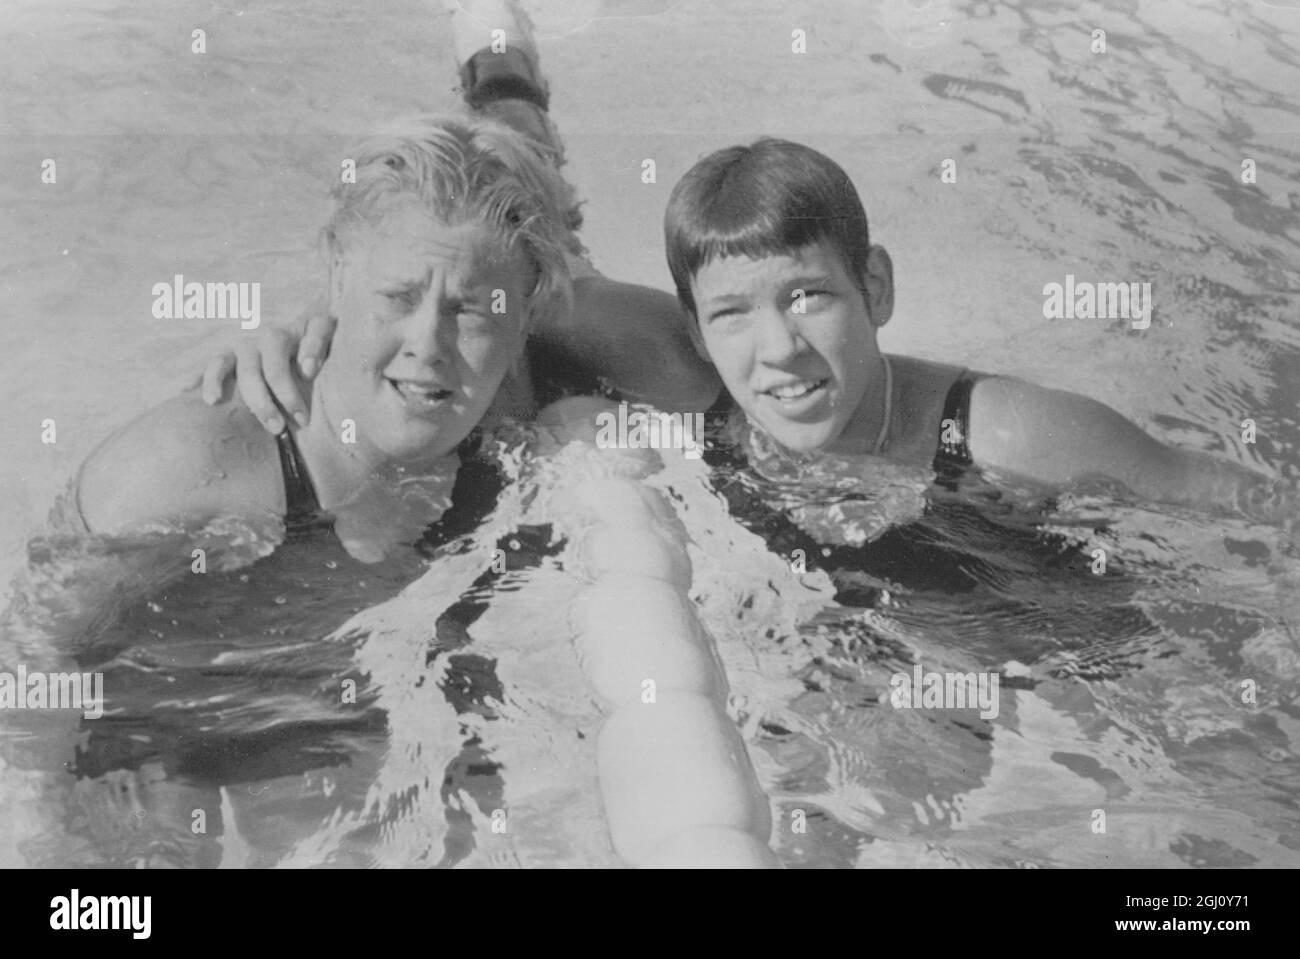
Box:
[538, 276, 722, 413]
[78, 395, 279, 536]
[971, 376, 1293, 523]
[200, 278, 723, 434]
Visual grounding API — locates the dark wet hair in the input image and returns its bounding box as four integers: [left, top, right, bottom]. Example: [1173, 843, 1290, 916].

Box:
[664, 138, 871, 319]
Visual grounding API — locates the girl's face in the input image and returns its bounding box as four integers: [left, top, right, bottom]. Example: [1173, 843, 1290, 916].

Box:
[324, 198, 534, 467]
[689, 241, 889, 454]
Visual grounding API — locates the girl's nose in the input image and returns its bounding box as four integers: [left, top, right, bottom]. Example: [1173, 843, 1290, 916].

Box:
[753, 307, 805, 363]
[402, 297, 457, 365]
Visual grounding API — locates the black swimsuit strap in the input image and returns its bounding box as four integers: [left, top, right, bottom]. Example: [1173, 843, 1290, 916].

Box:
[276, 429, 324, 530]
[931, 368, 983, 488]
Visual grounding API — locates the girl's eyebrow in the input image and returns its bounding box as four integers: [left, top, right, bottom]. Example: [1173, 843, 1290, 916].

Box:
[373, 268, 428, 286]
[786, 273, 834, 288]
[702, 292, 749, 307]
[372, 269, 494, 296]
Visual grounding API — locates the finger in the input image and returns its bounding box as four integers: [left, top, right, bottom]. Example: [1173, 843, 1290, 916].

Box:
[200, 353, 235, 405]
[298, 312, 338, 380]
[233, 338, 285, 435]
[261, 328, 311, 427]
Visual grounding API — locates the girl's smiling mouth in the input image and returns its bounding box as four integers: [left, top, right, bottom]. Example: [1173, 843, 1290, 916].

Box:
[756, 376, 834, 424]
[760, 377, 829, 403]
[386, 376, 454, 412]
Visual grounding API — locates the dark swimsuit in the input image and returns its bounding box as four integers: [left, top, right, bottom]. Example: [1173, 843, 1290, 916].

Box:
[275, 428, 326, 533]
[705, 366, 986, 480]
[274, 422, 526, 557]
[269, 340, 577, 549]
[696, 368, 993, 600]
[931, 369, 984, 490]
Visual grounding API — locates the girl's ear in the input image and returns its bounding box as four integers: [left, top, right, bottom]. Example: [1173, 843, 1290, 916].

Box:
[860, 245, 895, 329]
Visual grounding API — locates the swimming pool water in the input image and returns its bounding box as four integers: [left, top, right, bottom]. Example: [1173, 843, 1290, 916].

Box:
[2, 0, 1299, 867]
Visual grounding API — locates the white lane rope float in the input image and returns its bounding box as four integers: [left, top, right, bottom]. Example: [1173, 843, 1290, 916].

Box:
[537, 397, 779, 868]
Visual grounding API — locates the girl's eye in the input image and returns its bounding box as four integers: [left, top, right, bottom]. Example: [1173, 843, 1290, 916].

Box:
[381, 289, 418, 308]
[454, 302, 490, 321]
[785, 289, 828, 313]
[707, 308, 746, 326]
[792, 290, 835, 314]
[707, 313, 746, 336]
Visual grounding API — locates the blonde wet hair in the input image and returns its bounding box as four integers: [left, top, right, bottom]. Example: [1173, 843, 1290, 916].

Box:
[323, 112, 574, 328]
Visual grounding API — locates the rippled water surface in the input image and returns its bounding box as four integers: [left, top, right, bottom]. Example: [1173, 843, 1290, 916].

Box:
[2, 0, 1299, 867]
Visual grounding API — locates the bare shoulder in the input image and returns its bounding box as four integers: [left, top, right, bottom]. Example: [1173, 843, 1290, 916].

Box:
[969, 374, 1048, 423]
[971, 374, 1114, 439]
[77, 392, 282, 535]
[969, 375, 1067, 473]
[969, 375, 1163, 484]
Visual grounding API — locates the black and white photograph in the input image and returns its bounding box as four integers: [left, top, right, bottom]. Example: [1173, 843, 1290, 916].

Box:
[0, 0, 1297, 898]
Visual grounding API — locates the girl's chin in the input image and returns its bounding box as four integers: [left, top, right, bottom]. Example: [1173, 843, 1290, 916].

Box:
[373, 427, 465, 465]
[758, 419, 836, 454]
